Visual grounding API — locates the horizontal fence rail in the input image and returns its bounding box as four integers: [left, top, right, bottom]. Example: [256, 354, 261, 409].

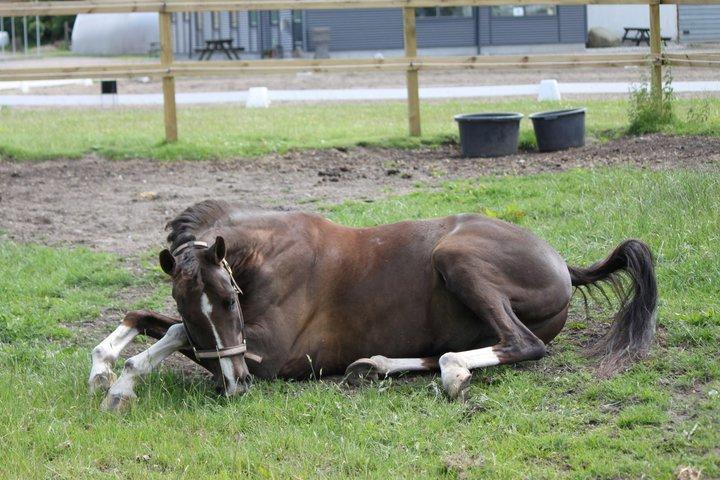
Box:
[2, 0, 720, 15]
[0, 54, 666, 81]
[0, 0, 719, 141]
[3, 52, 718, 83]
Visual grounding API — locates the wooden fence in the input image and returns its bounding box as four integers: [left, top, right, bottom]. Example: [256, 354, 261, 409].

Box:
[1, 0, 719, 142]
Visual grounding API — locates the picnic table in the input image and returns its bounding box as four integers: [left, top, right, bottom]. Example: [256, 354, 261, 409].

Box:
[622, 27, 671, 46]
[195, 38, 244, 60]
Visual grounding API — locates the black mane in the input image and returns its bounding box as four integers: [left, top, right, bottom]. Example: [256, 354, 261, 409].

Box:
[166, 200, 234, 252]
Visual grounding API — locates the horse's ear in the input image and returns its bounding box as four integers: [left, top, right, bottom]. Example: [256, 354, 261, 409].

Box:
[211, 236, 226, 264]
[159, 249, 175, 275]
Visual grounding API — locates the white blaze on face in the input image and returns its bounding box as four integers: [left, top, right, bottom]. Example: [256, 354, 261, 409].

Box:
[200, 293, 238, 393]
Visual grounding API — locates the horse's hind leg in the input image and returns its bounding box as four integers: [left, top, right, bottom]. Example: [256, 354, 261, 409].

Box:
[344, 356, 439, 385]
[438, 305, 547, 400]
[434, 255, 548, 400]
[89, 310, 180, 394]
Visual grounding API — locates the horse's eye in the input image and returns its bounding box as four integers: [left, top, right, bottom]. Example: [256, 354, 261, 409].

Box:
[223, 298, 236, 310]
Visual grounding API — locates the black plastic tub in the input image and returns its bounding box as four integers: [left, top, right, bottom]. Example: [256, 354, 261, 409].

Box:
[454, 112, 524, 158]
[529, 108, 586, 152]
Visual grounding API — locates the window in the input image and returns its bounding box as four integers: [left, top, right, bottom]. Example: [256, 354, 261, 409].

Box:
[249, 11, 258, 27]
[194, 12, 203, 33]
[270, 11, 279, 26]
[211, 12, 221, 30]
[491, 5, 556, 17]
[416, 7, 473, 18]
[182, 12, 190, 22]
[230, 12, 239, 29]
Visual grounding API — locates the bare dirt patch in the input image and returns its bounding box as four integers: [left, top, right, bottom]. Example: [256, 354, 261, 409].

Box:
[1, 134, 718, 257]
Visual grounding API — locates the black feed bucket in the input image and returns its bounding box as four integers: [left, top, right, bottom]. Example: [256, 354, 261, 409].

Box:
[529, 108, 586, 152]
[454, 113, 523, 158]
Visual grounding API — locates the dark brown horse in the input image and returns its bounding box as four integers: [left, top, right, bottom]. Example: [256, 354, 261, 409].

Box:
[90, 200, 657, 411]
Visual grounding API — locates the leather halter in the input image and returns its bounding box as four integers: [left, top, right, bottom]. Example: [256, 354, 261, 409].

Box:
[172, 240, 261, 363]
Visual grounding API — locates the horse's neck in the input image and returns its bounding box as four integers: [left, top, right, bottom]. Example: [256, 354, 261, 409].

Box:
[215, 224, 267, 273]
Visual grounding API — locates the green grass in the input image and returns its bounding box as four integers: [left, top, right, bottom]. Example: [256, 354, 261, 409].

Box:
[0, 242, 136, 342]
[1, 97, 719, 161]
[1, 168, 719, 478]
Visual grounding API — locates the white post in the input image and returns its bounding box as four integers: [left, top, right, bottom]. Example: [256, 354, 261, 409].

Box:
[35, 15, 40, 56]
[11, 16, 16, 55]
[23, 16, 28, 55]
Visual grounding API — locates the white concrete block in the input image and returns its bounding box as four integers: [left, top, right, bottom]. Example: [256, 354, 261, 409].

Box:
[538, 79, 561, 101]
[246, 87, 271, 108]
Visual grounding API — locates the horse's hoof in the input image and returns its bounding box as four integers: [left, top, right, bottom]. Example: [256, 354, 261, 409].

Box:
[344, 358, 382, 386]
[443, 368, 472, 402]
[88, 370, 117, 395]
[100, 391, 136, 412]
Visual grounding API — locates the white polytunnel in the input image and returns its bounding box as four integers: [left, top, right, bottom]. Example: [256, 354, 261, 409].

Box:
[71, 13, 159, 56]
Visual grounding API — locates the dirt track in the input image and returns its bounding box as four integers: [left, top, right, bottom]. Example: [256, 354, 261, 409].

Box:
[1, 134, 719, 257]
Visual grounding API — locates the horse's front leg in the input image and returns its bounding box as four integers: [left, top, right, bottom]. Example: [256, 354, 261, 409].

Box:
[101, 323, 188, 412]
[89, 310, 181, 393]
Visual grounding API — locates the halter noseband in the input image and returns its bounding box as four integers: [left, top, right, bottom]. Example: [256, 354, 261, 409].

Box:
[172, 240, 261, 363]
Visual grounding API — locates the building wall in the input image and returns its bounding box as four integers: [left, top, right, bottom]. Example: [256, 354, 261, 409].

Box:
[416, 15, 476, 48]
[305, 7, 586, 53]
[586, 5, 678, 40]
[679, 6, 720, 42]
[305, 9, 403, 51]
[480, 6, 586, 47]
[558, 6, 588, 44]
[279, 10, 294, 54]
[482, 11, 559, 45]
[171, 11, 293, 57]
[167, 7, 588, 58]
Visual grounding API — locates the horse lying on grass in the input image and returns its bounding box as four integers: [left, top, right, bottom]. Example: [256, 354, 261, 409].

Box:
[89, 200, 657, 411]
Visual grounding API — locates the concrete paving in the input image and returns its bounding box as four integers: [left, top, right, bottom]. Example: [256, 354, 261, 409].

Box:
[1, 81, 719, 106]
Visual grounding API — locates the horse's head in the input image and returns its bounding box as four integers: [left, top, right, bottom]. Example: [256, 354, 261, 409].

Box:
[159, 236, 251, 396]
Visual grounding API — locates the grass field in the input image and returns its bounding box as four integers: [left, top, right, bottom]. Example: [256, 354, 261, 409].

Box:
[1, 167, 718, 478]
[1, 97, 719, 161]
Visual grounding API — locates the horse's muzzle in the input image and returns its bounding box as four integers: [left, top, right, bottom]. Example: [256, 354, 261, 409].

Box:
[216, 373, 252, 397]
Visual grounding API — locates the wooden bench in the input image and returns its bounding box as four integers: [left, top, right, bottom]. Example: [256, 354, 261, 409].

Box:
[195, 39, 245, 60]
[622, 27, 671, 46]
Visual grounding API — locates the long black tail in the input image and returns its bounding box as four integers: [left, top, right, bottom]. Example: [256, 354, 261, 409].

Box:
[568, 239, 658, 376]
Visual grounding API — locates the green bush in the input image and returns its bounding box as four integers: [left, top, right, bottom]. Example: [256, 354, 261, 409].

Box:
[627, 71, 675, 135]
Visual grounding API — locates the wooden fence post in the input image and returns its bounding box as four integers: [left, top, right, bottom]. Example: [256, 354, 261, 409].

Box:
[159, 10, 178, 143]
[649, 1, 662, 105]
[403, 7, 421, 137]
